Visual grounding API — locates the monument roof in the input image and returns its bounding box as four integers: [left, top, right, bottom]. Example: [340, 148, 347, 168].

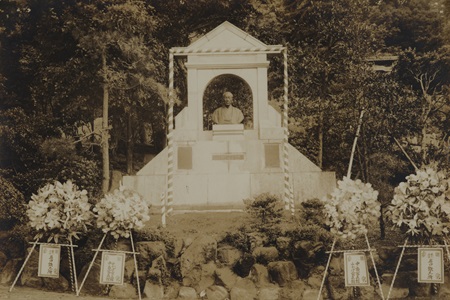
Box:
[186, 21, 269, 50]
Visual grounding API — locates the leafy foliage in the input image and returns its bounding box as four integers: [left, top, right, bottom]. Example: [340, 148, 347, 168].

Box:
[0, 176, 26, 229]
[297, 198, 327, 228]
[244, 193, 284, 231]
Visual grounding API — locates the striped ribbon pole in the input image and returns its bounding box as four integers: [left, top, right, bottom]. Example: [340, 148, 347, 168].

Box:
[161, 192, 166, 228]
[167, 50, 175, 216]
[289, 185, 295, 217]
[282, 47, 291, 211]
[69, 237, 78, 295]
[171, 46, 284, 56]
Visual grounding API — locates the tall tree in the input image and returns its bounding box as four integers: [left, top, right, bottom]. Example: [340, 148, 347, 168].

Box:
[66, 0, 169, 191]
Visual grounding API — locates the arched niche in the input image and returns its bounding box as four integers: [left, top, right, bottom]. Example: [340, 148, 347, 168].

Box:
[202, 74, 253, 130]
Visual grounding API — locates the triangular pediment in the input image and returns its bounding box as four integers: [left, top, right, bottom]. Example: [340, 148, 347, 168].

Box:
[187, 21, 268, 50]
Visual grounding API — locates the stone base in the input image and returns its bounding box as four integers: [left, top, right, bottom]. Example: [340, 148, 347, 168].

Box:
[212, 124, 244, 140]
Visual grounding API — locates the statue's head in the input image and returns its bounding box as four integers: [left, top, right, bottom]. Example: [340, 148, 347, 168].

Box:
[222, 91, 233, 107]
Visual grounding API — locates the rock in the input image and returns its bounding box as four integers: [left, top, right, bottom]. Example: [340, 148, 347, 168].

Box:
[77, 260, 107, 296]
[194, 262, 216, 293]
[180, 236, 216, 279]
[20, 248, 43, 288]
[410, 282, 432, 297]
[182, 265, 201, 287]
[378, 283, 409, 299]
[0, 251, 8, 271]
[0, 234, 25, 259]
[328, 255, 344, 276]
[214, 267, 238, 290]
[293, 241, 324, 262]
[358, 286, 378, 300]
[276, 237, 291, 258]
[173, 238, 184, 258]
[136, 241, 166, 270]
[439, 275, 450, 298]
[151, 255, 168, 280]
[143, 280, 164, 299]
[147, 268, 162, 284]
[267, 261, 298, 287]
[378, 246, 401, 271]
[233, 253, 255, 277]
[166, 257, 181, 281]
[258, 284, 280, 300]
[230, 277, 257, 300]
[365, 251, 383, 274]
[58, 256, 71, 284]
[382, 271, 413, 288]
[124, 258, 136, 283]
[402, 253, 418, 271]
[181, 262, 216, 293]
[116, 238, 132, 252]
[302, 288, 323, 300]
[206, 285, 229, 300]
[0, 258, 22, 284]
[163, 280, 180, 299]
[217, 246, 242, 267]
[110, 282, 137, 299]
[42, 275, 69, 292]
[278, 280, 307, 300]
[178, 286, 198, 299]
[307, 273, 322, 289]
[248, 263, 270, 287]
[252, 246, 279, 264]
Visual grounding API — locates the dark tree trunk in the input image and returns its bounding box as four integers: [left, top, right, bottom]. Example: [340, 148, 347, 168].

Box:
[126, 112, 134, 174]
[101, 49, 110, 194]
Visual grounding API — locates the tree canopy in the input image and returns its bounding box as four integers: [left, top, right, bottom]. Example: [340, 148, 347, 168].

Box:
[1, 0, 448, 202]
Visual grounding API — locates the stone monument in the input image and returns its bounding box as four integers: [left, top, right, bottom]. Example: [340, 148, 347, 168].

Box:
[123, 22, 335, 209]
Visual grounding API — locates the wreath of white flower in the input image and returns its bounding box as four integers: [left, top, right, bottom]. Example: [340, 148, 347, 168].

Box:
[388, 167, 450, 238]
[322, 176, 381, 239]
[93, 186, 150, 239]
[26, 180, 93, 243]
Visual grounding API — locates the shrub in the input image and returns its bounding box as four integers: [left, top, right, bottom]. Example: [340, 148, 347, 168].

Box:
[284, 224, 335, 264]
[243, 193, 284, 245]
[220, 225, 252, 253]
[133, 227, 176, 258]
[297, 198, 327, 228]
[244, 193, 283, 231]
[0, 176, 27, 230]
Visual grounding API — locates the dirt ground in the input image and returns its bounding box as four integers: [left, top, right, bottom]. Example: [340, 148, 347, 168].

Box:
[146, 210, 247, 239]
[0, 211, 247, 300]
[0, 284, 107, 299]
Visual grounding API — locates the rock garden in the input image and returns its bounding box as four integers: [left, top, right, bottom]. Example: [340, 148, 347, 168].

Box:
[1, 165, 450, 299]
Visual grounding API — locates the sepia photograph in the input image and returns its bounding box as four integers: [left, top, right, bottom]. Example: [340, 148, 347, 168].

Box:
[0, 0, 449, 299]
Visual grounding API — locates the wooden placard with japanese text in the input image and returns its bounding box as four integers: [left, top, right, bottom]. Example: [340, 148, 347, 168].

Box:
[418, 248, 444, 283]
[38, 244, 61, 278]
[99, 251, 125, 285]
[344, 252, 370, 287]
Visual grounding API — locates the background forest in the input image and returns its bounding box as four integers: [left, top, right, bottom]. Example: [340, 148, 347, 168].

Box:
[0, 0, 449, 225]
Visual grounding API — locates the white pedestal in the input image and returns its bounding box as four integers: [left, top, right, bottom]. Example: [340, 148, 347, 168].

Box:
[212, 124, 244, 140]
